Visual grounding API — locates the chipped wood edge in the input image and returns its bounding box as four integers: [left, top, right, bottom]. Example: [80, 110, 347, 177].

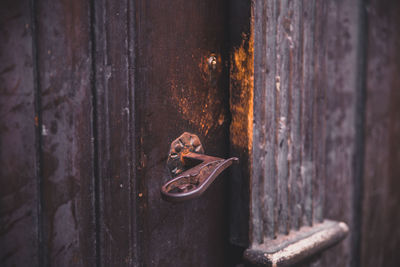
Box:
[244, 220, 349, 266]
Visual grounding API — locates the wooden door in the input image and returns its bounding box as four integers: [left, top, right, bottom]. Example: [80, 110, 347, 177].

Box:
[130, 0, 232, 266]
[1, 0, 235, 266]
[1, 0, 400, 267]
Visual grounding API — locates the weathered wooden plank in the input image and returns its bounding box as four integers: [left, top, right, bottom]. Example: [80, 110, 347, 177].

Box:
[275, 0, 291, 235]
[34, 0, 96, 265]
[288, 0, 303, 231]
[312, 0, 327, 224]
[253, 0, 277, 243]
[0, 1, 39, 266]
[135, 0, 231, 265]
[300, 0, 315, 227]
[262, 0, 278, 241]
[252, 0, 326, 242]
[93, 0, 137, 265]
[252, 0, 266, 245]
[361, 1, 400, 266]
[319, 0, 362, 266]
[261, 0, 278, 241]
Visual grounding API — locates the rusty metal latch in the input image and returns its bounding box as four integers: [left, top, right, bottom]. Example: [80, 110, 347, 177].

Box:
[161, 132, 238, 202]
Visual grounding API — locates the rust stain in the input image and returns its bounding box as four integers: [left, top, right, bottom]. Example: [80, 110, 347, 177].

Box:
[170, 52, 225, 137]
[230, 29, 254, 153]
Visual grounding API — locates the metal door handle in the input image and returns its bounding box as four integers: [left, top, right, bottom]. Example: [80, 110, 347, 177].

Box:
[161, 132, 238, 202]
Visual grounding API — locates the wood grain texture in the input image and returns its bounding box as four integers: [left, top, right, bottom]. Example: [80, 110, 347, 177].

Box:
[0, 1, 39, 266]
[93, 0, 137, 265]
[229, 0, 253, 247]
[252, 0, 328, 246]
[34, 0, 96, 265]
[2, 0, 236, 265]
[319, 1, 363, 266]
[312, 0, 327, 224]
[252, 0, 267, 240]
[275, 0, 290, 236]
[288, 0, 303, 232]
[300, 0, 315, 228]
[260, 0, 277, 241]
[3, 0, 399, 266]
[361, 1, 400, 266]
[134, 0, 231, 266]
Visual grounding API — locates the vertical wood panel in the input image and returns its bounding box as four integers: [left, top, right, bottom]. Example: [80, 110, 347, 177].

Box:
[361, 1, 400, 266]
[253, 0, 281, 243]
[275, 0, 290, 235]
[252, 0, 331, 244]
[34, 0, 96, 265]
[320, 1, 362, 266]
[288, 0, 303, 231]
[252, 0, 266, 245]
[263, 0, 277, 241]
[0, 1, 38, 266]
[251, 0, 333, 251]
[300, 0, 315, 227]
[93, 0, 137, 265]
[312, 0, 327, 224]
[136, 0, 231, 265]
[249, 2, 358, 265]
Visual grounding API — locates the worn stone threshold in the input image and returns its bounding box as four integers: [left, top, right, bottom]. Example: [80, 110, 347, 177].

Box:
[244, 220, 349, 266]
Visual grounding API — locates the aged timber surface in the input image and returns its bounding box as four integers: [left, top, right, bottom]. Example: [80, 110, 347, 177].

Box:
[135, 0, 231, 266]
[0, 1, 38, 266]
[320, 1, 361, 266]
[34, 0, 96, 266]
[251, 1, 358, 266]
[93, 0, 138, 265]
[1, 0, 235, 266]
[251, 0, 328, 245]
[2, 0, 399, 266]
[361, 1, 400, 266]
